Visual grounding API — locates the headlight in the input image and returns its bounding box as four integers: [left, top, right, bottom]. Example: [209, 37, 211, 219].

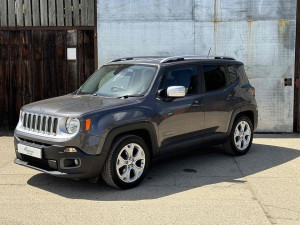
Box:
[19, 110, 23, 121]
[66, 118, 80, 134]
[19, 110, 24, 124]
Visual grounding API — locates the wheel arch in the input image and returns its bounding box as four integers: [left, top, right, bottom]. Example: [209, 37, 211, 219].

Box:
[99, 122, 159, 160]
[238, 111, 254, 127]
[228, 106, 257, 133]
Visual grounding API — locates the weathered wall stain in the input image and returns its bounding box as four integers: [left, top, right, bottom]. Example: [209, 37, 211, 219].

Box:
[278, 19, 295, 50]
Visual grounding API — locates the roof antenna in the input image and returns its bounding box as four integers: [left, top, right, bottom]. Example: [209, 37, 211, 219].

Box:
[207, 47, 211, 58]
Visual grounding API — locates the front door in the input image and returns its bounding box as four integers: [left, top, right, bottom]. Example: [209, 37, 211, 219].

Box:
[156, 65, 205, 149]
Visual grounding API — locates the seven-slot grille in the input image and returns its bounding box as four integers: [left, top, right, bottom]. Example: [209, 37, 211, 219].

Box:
[22, 113, 58, 135]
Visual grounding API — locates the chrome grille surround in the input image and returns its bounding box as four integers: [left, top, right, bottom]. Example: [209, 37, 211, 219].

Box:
[19, 112, 59, 136]
[16, 110, 80, 139]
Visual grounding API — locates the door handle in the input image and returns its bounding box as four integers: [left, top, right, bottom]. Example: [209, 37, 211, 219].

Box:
[191, 100, 204, 108]
[226, 94, 234, 101]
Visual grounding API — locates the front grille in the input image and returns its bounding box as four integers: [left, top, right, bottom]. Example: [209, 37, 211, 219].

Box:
[22, 113, 58, 135]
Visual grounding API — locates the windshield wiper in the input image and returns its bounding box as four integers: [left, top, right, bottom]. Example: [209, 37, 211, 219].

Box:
[117, 94, 144, 99]
[92, 93, 114, 98]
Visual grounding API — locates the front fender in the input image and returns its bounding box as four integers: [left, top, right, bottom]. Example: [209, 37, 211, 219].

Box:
[96, 121, 159, 156]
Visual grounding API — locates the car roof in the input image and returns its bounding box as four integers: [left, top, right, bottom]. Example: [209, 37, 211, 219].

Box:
[107, 56, 243, 66]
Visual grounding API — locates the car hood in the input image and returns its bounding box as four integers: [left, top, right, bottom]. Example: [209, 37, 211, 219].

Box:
[22, 94, 135, 117]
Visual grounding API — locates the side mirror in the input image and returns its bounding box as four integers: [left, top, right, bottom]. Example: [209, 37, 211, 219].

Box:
[167, 86, 186, 98]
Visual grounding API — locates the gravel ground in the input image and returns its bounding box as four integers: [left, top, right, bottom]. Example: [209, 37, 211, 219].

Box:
[0, 133, 299, 224]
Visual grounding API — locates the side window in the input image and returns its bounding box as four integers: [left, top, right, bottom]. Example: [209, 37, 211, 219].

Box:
[159, 66, 199, 95]
[236, 64, 249, 85]
[203, 65, 226, 92]
[227, 65, 237, 86]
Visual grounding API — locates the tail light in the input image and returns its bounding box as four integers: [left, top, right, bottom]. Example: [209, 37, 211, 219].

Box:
[251, 88, 255, 96]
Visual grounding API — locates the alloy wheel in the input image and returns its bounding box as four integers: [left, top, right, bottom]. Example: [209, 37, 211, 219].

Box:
[233, 121, 252, 151]
[116, 143, 146, 183]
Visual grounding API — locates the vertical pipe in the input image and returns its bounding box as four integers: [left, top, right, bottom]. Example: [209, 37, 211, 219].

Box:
[294, 0, 300, 132]
[94, 0, 98, 69]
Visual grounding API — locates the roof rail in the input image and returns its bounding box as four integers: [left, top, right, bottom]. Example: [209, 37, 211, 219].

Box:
[160, 55, 235, 63]
[110, 57, 134, 62]
[213, 56, 235, 60]
[110, 56, 166, 63]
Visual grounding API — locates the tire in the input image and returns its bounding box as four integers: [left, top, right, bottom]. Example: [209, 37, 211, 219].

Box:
[223, 115, 254, 156]
[101, 135, 150, 189]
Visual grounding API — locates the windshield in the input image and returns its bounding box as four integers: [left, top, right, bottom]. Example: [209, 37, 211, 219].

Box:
[77, 64, 157, 97]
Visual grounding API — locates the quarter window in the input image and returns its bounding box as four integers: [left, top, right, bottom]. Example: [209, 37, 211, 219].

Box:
[236, 65, 249, 85]
[203, 65, 226, 92]
[227, 65, 237, 86]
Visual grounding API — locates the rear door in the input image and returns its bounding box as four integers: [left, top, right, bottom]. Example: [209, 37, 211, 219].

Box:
[156, 65, 205, 149]
[202, 64, 240, 135]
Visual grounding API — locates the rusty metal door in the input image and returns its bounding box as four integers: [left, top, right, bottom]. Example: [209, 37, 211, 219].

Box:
[0, 29, 94, 129]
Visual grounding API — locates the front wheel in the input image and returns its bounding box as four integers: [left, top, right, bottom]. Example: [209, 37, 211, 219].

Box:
[223, 116, 254, 156]
[101, 135, 150, 189]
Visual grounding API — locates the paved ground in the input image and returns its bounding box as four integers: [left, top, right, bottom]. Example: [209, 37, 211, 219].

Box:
[0, 133, 299, 225]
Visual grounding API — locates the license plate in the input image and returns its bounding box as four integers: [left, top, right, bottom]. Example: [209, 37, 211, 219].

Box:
[17, 144, 42, 159]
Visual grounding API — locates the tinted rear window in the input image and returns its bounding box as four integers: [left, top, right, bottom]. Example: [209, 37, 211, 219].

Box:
[203, 65, 226, 92]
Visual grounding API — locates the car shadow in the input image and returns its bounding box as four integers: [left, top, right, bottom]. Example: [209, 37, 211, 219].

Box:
[27, 143, 300, 201]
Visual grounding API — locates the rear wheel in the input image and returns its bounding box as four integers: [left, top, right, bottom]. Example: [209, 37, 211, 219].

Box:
[101, 135, 150, 189]
[223, 116, 253, 156]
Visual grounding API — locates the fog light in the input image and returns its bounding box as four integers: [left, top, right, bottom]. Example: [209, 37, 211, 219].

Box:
[64, 148, 77, 153]
[74, 159, 80, 166]
[63, 159, 80, 168]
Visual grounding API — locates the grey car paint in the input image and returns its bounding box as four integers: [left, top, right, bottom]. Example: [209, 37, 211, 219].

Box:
[13, 58, 258, 179]
[23, 94, 136, 118]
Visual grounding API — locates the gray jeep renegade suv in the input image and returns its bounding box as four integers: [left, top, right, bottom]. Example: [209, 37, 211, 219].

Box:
[14, 55, 258, 189]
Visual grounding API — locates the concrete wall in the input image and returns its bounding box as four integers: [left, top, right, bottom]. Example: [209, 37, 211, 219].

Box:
[97, 0, 297, 132]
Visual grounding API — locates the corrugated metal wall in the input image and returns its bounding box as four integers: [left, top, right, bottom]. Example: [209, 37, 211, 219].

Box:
[97, 0, 297, 132]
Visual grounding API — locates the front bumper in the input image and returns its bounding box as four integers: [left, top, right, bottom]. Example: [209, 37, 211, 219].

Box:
[14, 136, 106, 179]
